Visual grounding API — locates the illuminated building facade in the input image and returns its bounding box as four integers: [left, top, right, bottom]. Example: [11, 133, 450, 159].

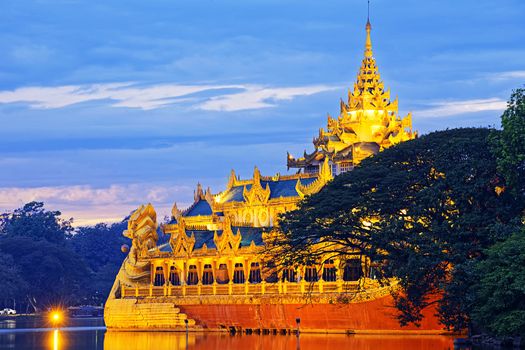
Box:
[104, 20, 445, 333]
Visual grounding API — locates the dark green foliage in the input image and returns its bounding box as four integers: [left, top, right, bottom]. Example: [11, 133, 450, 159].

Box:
[472, 229, 525, 336]
[0, 236, 89, 312]
[0, 202, 82, 311]
[491, 87, 525, 198]
[0, 252, 28, 303]
[0, 201, 72, 244]
[69, 221, 128, 304]
[0, 202, 131, 310]
[275, 128, 524, 331]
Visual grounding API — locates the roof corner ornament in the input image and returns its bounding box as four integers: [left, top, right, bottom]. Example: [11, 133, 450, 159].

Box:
[194, 183, 204, 202]
[319, 157, 334, 182]
[253, 166, 261, 185]
[227, 169, 237, 189]
[205, 187, 216, 208]
[171, 202, 182, 221]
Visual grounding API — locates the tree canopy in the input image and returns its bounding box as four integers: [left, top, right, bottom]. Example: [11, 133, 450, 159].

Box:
[0, 202, 129, 310]
[69, 221, 128, 304]
[273, 128, 524, 331]
[0, 201, 73, 244]
[472, 228, 525, 336]
[491, 87, 525, 198]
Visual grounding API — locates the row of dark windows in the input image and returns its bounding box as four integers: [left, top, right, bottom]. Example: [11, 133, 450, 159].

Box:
[153, 260, 363, 286]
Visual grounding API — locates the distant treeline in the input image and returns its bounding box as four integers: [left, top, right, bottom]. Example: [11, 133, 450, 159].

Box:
[0, 202, 168, 313]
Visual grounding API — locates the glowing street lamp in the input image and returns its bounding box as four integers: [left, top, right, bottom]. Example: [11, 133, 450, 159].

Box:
[50, 310, 63, 328]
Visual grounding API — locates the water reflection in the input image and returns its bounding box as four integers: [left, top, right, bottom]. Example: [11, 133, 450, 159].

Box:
[0, 317, 455, 350]
[52, 330, 59, 350]
[104, 332, 455, 350]
[0, 317, 104, 350]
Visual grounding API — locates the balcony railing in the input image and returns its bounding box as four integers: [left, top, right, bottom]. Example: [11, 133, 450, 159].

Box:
[121, 279, 362, 298]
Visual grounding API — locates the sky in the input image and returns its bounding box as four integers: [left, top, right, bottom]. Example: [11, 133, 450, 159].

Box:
[0, 0, 524, 226]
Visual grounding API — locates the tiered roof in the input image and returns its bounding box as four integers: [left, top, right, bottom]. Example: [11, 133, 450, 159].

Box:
[288, 19, 416, 171]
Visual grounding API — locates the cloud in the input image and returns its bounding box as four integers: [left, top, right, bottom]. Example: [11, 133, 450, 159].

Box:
[0, 184, 193, 226]
[199, 85, 337, 111]
[0, 82, 336, 111]
[486, 70, 525, 81]
[415, 98, 507, 118]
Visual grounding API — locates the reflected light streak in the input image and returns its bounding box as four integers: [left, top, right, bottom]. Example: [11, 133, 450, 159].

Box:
[53, 329, 59, 350]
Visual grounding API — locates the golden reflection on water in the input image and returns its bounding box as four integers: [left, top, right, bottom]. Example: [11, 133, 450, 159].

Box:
[48, 329, 61, 350]
[53, 330, 58, 350]
[104, 332, 455, 350]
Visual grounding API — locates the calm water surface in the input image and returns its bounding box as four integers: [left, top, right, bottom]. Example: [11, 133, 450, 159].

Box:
[0, 317, 456, 350]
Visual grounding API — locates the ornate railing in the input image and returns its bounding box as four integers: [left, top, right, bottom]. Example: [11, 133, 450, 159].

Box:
[121, 279, 362, 298]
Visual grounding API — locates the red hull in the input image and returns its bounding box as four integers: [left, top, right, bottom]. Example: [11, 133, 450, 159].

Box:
[179, 294, 446, 333]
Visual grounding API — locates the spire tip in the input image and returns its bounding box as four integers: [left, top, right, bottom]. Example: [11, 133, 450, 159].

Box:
[366, 0, 372, 31]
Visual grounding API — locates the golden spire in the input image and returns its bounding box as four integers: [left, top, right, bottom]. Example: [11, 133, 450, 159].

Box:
[365, 0, 373, 58]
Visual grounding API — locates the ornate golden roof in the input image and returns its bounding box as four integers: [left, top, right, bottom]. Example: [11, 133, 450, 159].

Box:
[288, 19, 416, 171]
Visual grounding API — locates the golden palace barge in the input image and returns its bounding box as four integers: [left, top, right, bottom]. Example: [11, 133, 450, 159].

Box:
[104, 19, 446, 334]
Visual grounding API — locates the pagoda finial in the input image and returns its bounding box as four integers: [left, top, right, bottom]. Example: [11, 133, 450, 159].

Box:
[365, 0, 373, 58]
[194, 182, 204, 202]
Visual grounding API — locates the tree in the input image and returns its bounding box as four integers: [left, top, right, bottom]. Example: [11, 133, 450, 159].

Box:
[0, 252, 28, 308]
[271, 128, 524, 331]
[472, 229, 525, 336]
[69, 221, 128, 304]
[492, 87, 525, 199]
[0, 202, 73, 244]
[0, 237, 89, 312]
[0, 202, 87, 311]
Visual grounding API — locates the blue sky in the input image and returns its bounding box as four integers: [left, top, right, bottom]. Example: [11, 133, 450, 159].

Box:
[0, 0, 524, 225]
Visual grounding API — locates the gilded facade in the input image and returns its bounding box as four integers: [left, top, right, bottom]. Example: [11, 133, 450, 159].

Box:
[103, 19, 446, 334]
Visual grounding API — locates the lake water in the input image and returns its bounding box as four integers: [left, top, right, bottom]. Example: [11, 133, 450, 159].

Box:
[0, 317, 457, 350]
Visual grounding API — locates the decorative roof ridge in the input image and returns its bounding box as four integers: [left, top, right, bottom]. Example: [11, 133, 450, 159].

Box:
[181, 198, 209, 217]
[264, 173, 317, 181]
[181, 200, 199, 217]
[243, 166, 271, 204]
[295, 158, 333, 198]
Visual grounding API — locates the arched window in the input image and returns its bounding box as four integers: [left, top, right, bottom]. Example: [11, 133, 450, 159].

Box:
[322, 259, 337, 282]
[202, 264, 214, 285]
[281, 268, 296, 282]
[249, 262, 262, 283]
[154, 266, 165, 286]
[304, 265, 318, 282]
[233, 263, 245, 284]
[343, 259, 362, 281]
[187, 265, 199, 285]
[169, 266, 180, 286]
[216, 264, 229, 284]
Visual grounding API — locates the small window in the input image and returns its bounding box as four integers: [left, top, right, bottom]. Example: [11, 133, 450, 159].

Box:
[233, 263, 245, 284]
[343, 259, 362, 281]
[281, 268, 297, 282]
[322, 259, 337, 282]
[154, 266, 165, 286]
[202, 264, 214, 285]
[216, 264, 229, 284]
[169, 266, 180, 286]
[249, 262, 262, 283]
[331, 163, 338, 175]
[304, 266, 318, 282]
[339, 162, 353, 173]
[187, 265, 199, 285]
